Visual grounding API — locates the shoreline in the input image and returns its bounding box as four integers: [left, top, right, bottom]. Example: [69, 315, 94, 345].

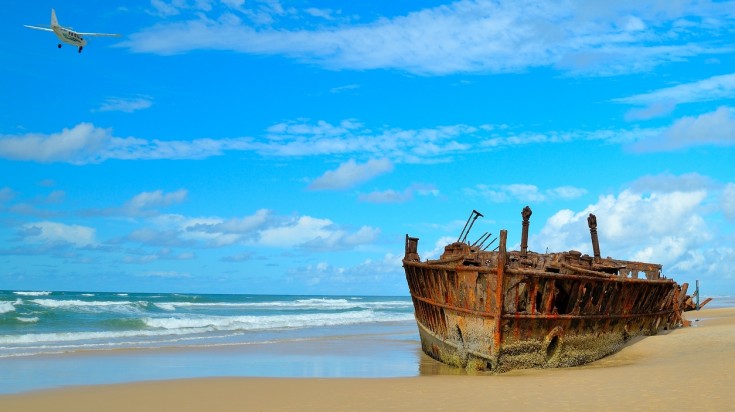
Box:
[1, 307, 734, 410]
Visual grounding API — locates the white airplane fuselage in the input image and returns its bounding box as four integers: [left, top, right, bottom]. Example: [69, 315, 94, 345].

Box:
[53, 26, 87, 48]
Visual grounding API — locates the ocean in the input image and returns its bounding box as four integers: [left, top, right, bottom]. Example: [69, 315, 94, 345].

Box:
[0, 290, 421, 393]
[0, 290, 415, 358]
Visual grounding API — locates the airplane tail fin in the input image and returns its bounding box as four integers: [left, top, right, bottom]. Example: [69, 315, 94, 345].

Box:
[51, 9, 59, 27]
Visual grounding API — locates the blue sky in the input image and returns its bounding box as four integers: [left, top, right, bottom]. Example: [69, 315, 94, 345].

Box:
[1, 1, 734, 296]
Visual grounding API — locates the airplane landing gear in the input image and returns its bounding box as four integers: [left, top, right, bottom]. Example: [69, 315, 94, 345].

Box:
[58, 44, 61, 48]
[78, 46, 83, 53]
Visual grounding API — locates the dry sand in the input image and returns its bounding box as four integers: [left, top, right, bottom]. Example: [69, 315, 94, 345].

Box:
[1, 308, 733, 411]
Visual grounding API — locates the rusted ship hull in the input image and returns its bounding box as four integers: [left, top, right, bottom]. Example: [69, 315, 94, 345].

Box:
[403, 209, 686, 372]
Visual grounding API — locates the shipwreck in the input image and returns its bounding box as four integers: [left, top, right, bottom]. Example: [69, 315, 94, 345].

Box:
[403, 207, 698, 373]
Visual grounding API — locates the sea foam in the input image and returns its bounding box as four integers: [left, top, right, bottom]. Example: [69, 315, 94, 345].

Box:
[151, 298, 412, 311]
[0, 302, 16, 314]
[29, 299, 147, 314]
[142, 310, 414, 332]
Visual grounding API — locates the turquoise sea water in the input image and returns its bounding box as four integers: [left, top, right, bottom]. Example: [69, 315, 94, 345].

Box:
[0, 290, 414, 358]
[0, 290, 420, 393]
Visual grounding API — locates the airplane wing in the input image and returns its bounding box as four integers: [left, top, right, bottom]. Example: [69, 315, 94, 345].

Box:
[77, 32, 122, 37]
[24, 25, 54, 32]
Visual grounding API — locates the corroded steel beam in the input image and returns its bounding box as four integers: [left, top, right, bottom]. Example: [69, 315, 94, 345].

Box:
[588, 213, 601, 260]
[520, 206, 532, 257]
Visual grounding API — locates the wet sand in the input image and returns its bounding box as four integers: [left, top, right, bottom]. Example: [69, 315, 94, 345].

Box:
[1, 307, 733, 411]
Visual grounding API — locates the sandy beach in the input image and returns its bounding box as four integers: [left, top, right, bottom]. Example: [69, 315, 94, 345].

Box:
[1, 307, 733, 411]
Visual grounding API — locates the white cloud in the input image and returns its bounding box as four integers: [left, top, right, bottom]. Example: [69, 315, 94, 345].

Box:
[479, 127, 662, 148]
[150, 0, 184, 17]
[0, 123, 112, 164]
[465, 183, 587, 203]
[548, 186, 589, 200]
[357, 184, 439, 203]
[96, 97, 153, 113]
[616, 73, 735, 120]
[723, 183, 735, 220]
[359, 189, 413, 203]
[1, 113, 721, 165]
[257, 215, 331, 247]
[615, 73, 735, 106]
[304, 8, 337, 20]
[124, 189, 188, 216]
[0, 123, 254, 164]
[22, 221, 96, 247]
[266, 119, 362, 138]
[623, 101, 676, 121]
[329, 84, 359, 94]
[287, 253, 406, 294]
[0, 120, 484, 164]
[530, 188, 709, 269]
[258, 215, 379, 250]
[203, 209, 271, 233]
[88, 189, 188, 218]
[121, 1, 733, 76]
[137, 270, 192, 278]
[424, 236, 457, 260]
[630, 106, 735, 152]
[133, 210, 377, 251]
[259, 121, 476, 161]
[180, 216, 242, 246]
[309, 158, 393, 190]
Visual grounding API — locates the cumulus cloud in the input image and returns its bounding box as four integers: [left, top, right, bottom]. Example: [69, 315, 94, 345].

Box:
[191, 209, 271, 234]
[528, 178, 735, 288]
[120, 0, 733, 76]
[124, 189, 188, 216]
[0, 123, 112, 164]
[259, 215, 380, 250]
[21, 221, 96, 247]
[259, 216, 380, 250]
[464, 183, 587, 203]
[424, 236, 458, 260]
[630, 106, 735, 152]
[309, 158, 393, 190]
[529, 183, 710, 271]
[125, 209, 378, 251]
[180, 216, 243, 246]
[87, 189, 188, 218]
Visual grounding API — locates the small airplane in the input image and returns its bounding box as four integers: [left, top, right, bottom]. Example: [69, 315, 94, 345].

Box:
[24, 9, 121, 53]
